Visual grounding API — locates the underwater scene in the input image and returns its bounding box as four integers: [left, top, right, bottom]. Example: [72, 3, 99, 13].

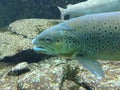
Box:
[0, 0, 120, 90]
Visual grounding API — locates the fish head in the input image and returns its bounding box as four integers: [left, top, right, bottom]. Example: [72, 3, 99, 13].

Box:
[32, 24, 77, 56]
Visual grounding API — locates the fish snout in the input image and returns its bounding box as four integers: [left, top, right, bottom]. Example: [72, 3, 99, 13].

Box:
[32, 38, 37, 44]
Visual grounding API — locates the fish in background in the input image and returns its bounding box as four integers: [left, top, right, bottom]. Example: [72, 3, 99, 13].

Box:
[32, 11, 120, 79]
[58, 0, 120, 20]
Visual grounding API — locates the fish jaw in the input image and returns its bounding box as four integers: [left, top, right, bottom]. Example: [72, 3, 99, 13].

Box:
[32, 38, 48, 54]
[32, 44, 54, 55]
[33, 46, 47, 52]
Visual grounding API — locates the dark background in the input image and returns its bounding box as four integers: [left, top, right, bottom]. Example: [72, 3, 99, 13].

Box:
[0, 0, 85, 27]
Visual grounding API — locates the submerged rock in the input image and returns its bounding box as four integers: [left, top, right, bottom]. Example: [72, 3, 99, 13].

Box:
[17, 58, 82, 90]
[0, 31, 32, 59]
[8, 19, 62, 39]
[0, 19, 61, 59]
[8, 62, 30, 76]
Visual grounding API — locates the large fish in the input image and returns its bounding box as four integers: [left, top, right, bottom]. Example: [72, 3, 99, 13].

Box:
[32, 11, 120, 79]
[58, 0, 120, 20]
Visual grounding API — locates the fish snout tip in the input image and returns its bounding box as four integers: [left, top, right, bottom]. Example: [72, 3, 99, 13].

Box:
[32, 38, 36, 44]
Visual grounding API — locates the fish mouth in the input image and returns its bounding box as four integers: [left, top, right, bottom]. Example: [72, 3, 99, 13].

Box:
[33, 46, 47, 52]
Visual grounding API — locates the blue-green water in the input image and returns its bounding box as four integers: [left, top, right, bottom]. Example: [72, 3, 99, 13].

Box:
[0, 0, 84, 27]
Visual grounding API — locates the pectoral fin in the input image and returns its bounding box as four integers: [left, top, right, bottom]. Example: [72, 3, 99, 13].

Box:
[76, 56, 104, 79]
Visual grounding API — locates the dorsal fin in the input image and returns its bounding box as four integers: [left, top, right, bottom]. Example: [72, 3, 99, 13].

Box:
[58, 6, 65, 20]
[58, 6, 65, 12]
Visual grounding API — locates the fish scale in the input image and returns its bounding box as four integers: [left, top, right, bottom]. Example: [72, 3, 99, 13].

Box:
[32, 11, 120, 79]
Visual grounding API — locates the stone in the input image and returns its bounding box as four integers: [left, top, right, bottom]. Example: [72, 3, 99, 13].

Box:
[0, 77, 18, 90]
[0, 19, 61, 58]
[0, 31, 32, 58]
[17, 58, 66, 90]
[7, 62, 30, 76]
[8, 19, 62, 39]
[61, 80, 80, 90]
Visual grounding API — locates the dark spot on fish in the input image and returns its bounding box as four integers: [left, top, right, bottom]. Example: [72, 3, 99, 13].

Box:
[93, 26, 95, 29]
[94, 47, 98, 51]
[106, 40, 110, 44]
[91, 41, 95, 45]
[104, 22, 107, 25]
[73, 42, 79, 48]
[78, 54, 84, 57]
[87, 47, 91, 51]
[73, 29, 77, 32]
[69, 35, 73, 38]
[68, 41, 72, 44]
[101, 35, 105, 39]
[98, 40, 101, 43]
[82, 43, 85, 46]
[104, 30, 107, 32]
[89, 33, 92, 36]
[113, 41, 118, 46]
[113, 49, 116, 53]
[109, 25, 111, 28]
[86, 38, 89, 41]
[73, 41, 75, 43]
[83, 33, 87, 36]
[115, 26, 117, 30]
[74, 42, 78, 45]
[79, 26, 82, 28]
[84, 25, 87, 27]
[65, 40, 68, 43]
[57, 39, 60, 42]
[101, 45, 105, 49]
[98, 28, 101, 31]
[109, 32, 113, 35]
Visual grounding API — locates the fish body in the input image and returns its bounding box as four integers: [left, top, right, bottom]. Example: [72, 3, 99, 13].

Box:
[32, 11, 120, 79]
[58, 0, 120, 20]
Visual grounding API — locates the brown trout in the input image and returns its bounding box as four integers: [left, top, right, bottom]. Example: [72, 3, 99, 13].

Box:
[32, 11, 120, 79]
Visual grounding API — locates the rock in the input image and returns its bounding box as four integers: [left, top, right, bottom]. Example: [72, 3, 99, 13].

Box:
[0, 77, 18, 90]
[8, 19, 62, 39]
[61, 80, 80, 90]
[0, 31, 32, 58]
[17, 58, 82, 90]
[0, 19, 61, 59]
[7, 62, 30, 76]
[17, 58, 66, 90]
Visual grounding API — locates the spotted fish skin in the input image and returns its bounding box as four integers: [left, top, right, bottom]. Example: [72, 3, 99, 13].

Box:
[63, 11, 120, 60]
[32, 11, 120, 79]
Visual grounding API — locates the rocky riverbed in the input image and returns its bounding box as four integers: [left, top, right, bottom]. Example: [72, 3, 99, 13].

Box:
[0, 19, 120, 90]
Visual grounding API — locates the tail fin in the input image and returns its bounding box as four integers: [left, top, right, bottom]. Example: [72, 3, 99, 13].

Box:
[58, 6, 65, 20]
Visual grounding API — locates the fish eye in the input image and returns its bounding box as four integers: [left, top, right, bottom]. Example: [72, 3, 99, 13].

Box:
[56, 39, 60, 42]
[45, 37, 52, 43]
